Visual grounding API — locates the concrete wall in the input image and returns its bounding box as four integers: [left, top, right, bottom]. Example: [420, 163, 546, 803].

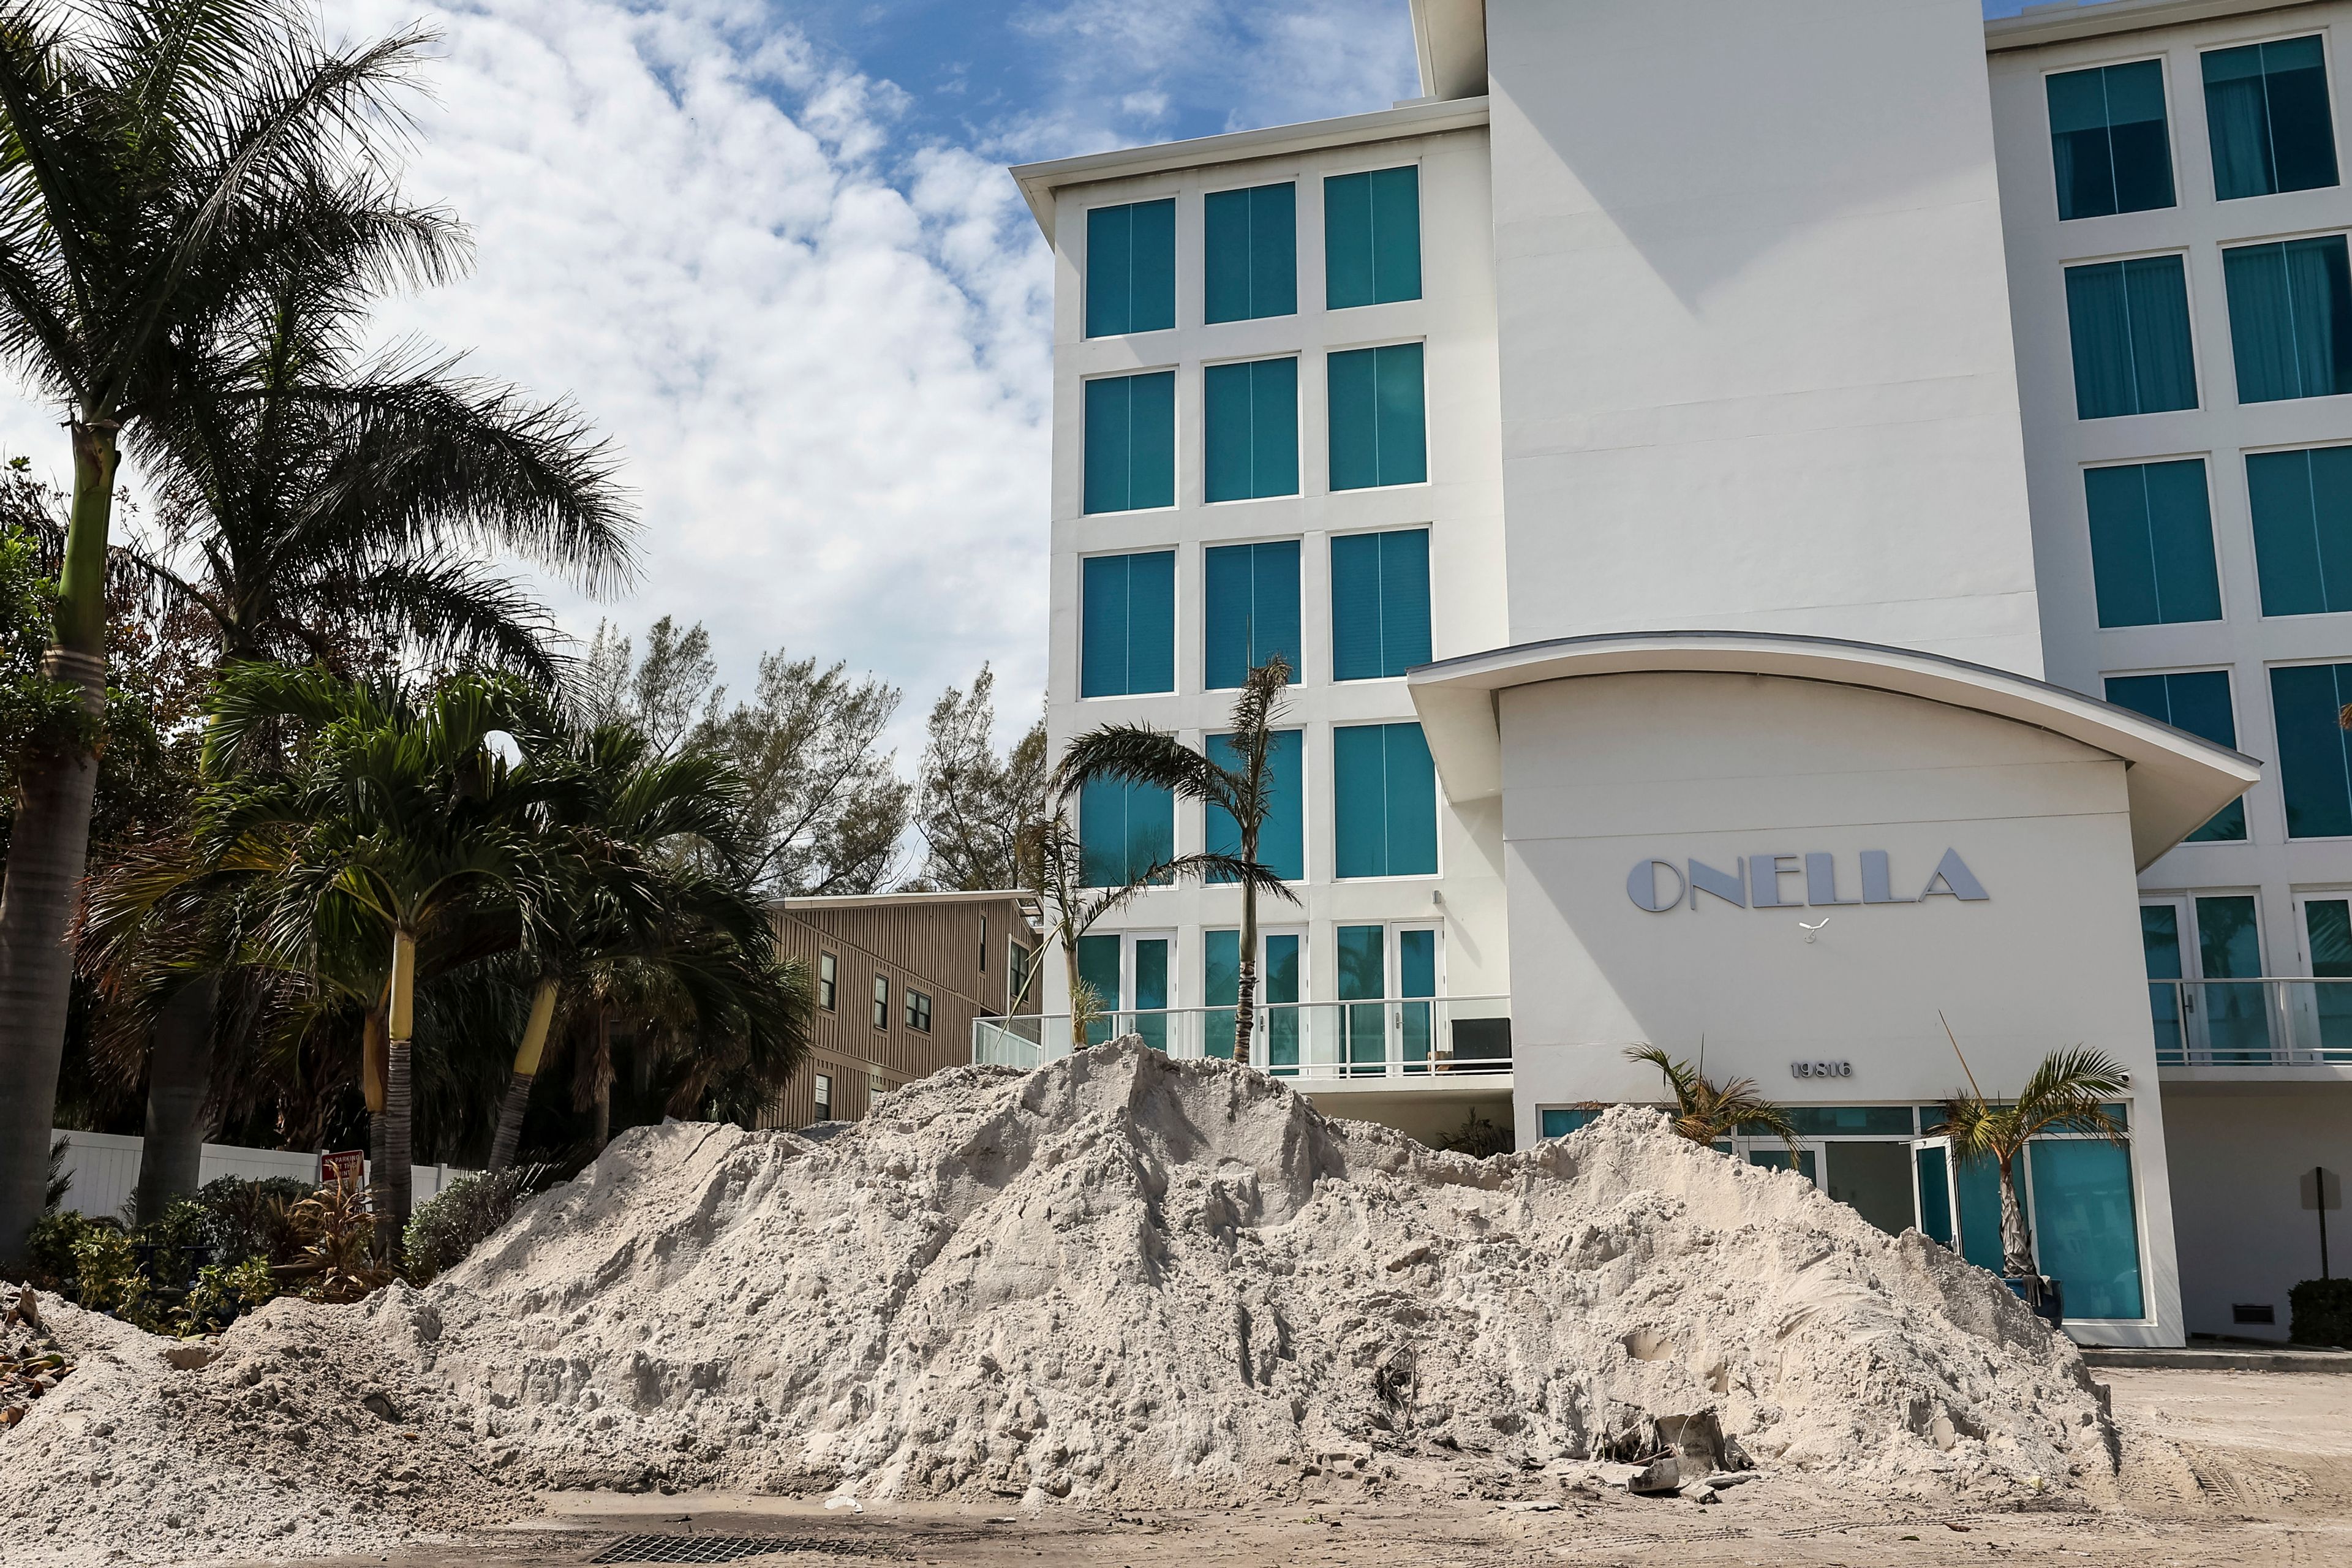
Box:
[2162, 1082, 2352, 1340]
[1484, 0, 2044, 675]
[1041, 121, 1513, 1019]
[1493, 669, 2182, 1342]
[1988, 1, 2352, 995]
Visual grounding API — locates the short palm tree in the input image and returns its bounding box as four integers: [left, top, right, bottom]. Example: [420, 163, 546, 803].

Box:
[198, 663, 546, 1231]
[1051, 657, 1300, 1065]
[0, 0, 464, 1268]
[1932, 1040, 2129, 1280]
[1624, 1044, 1804, 1157]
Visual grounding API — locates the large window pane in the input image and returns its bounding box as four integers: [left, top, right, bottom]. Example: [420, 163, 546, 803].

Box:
[1202, 357, 1300, 503]
[1205, 728, 1304, 881]
[2204, 37, 2340, 202]
[1203, 928, 1238, 1060]
[2049, 59, 2176, 220]
[1327, 342, 1428, 490]
[2029, 1141, 2146, 1319]
[2065, 255, 2198, 417]
[1085, 198, 1175, 337]
[1203, 540, 1302, 690]
[2248, 445, 2352, 615]
[2223, 236, 2352, 404]
[1334, 722, 1438, 878]
[1076, 934, 1120, 1044]
[1078, 776, 1174, 888]
[2143, 904, 2185, 1061]
[2104, 670, 2246, 840]
[2083, 460, 2221, 626]
[1330, 528, 1433, 680]
[1324, 166, 1422, 309]
[1204, 182, 1297, 325]
[1082, 371, 1176, 513]
[2194, 894, 2267, 1063]
[2272, 662, 2352, 837]
[1079, 551, 1175, 698]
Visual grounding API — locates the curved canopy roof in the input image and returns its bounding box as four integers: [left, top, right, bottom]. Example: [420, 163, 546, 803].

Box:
[1406, 631, 2261, 870]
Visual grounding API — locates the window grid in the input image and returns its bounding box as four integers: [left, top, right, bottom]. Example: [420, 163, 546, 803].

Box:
[2083, 459, 2222, 627]
[1204, 183, 1298, 324]
[871, 974, 889, 1031]
[2271, 662, 2352, 838]
[2222, 235, 2352, 404]
[905, 989, 932, 1033]
[1085, 199, 1175, 337]
[1327, 342, 1428, 490]
[2065, 254, 2198, 418]
[1204, 540, 1302, 690]
[2247, 445, 2352, 614]
[817, 952, 837, 1011]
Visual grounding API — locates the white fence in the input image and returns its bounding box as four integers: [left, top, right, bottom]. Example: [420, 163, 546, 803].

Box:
[49, 1129, 475, 1222]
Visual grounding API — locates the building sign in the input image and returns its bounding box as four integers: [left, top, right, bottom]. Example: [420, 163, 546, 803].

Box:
[1792, 1060, 1853, 1079]
[1626, 849, 1988, 913]
[318, 1149, 365, 1188]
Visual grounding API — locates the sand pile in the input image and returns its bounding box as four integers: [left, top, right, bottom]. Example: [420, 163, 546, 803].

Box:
[1, 1040, 2115, 1563]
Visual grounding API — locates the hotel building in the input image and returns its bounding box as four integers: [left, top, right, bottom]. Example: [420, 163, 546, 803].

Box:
[995, 0, 2352, 1347]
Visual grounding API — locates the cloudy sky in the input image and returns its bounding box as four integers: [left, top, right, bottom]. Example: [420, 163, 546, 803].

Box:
[0, 0, 2079, 745]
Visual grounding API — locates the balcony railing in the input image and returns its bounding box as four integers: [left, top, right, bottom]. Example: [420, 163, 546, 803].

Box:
[2149, 977, 2352, 1066]
[973, 995, 1512, 1085]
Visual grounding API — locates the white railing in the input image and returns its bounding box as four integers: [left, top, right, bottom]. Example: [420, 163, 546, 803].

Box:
[2147, 978, 2352, 1066]
[974, 995, 1512, 1084]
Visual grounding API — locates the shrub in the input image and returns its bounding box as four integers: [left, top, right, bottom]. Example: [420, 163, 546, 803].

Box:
[179, 1257, 279, 1335]
[276, 1183, 393, 1303]
[195, 1176, 312, 1265]
[24, 1210, 105, 1291]
[1434, 1111, 1513, 1159]
[2290, 1278, 2352, 1348]
[402, 1166, 549, 1284]
[70, 1226, 167, 1330]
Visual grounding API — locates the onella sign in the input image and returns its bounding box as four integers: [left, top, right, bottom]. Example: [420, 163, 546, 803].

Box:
[1626, 849, 1989, 914]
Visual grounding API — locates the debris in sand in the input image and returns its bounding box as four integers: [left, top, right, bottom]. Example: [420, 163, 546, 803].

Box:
[0, 1038, 2116, 1565]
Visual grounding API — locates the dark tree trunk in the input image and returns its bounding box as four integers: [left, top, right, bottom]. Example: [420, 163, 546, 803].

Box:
[132, 976, 222, 1222]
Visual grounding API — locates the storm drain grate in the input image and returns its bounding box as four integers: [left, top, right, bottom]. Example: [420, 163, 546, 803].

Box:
[588, 1535, 898, 1564]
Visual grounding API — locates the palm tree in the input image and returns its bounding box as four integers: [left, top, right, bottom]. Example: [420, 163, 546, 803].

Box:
[1624, 1044, 1804, 1156]
[1050, 657, 1300, 1066]
[0, 0, 464, 1268]
[197, 663, 546, 1231]
[483, 719, 805, 1172]
[1932, 1035, 2130, 1280]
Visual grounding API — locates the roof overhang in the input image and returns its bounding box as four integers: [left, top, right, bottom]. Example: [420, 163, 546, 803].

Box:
[1409, 0, 1488, 100]
[1985, 0, 2321, 53]
[1008, 97, 1490, 242]
[1406, 631, 2261, 872]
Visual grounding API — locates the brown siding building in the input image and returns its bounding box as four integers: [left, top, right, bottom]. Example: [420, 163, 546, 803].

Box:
[763, 890, 1041, 1128]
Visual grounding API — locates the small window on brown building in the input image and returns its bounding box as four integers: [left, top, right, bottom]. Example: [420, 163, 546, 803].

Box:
[872, 973, 889, 1030]
[813, 1072, 832, 1120]
[906, 989, 933, 1033]
[818, 952, 837, 1011]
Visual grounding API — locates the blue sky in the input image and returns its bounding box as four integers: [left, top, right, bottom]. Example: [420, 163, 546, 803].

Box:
[0, 0, 2115, 752]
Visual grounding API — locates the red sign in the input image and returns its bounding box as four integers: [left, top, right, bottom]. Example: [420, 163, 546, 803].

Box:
[318, 1149, 366, 1188]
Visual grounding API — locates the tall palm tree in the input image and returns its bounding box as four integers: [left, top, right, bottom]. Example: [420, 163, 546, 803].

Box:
[1932, 1035, 2130, 1280]
[0, 0, 464, 1267]
[197, 663, 546, 1231]
[483, 719, 803, 1172]
[1051, 657, 1298, 1065]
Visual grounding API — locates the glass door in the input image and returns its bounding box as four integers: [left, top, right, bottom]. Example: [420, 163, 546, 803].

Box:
[2296, 894, 2352, 1061]
[1262, 930, 1303, 1072]
[2139, 900, 2187, 1062]
[1396, 924, 1439, 1075]
[1336, 923, 1442, 1076]
[1337, 924, 1385, 1074]
[1076, 931, 1174, 1050]
[1910, 1137, 1956, 1249]
[2193, 894, 2271, 1061]
[1204, 927, 1303, 1066]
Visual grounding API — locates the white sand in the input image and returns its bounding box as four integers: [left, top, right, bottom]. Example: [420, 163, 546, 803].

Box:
[0, 1039, 2114, 1564]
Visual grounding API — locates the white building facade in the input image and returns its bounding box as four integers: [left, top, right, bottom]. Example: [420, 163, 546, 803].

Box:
[1002, 0, 2352, 1348]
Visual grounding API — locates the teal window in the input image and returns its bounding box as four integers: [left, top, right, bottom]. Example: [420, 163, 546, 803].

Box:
[1324, 166, 1420, 309]
[1076, 934, 1119, 1045]
[2105, 671, 2247, 841]
[2083, 461, 2221, 627]
[2204, 36, 2339, 202]
[2048, 60, 2176, 220]
[2248, 446, 2352, 615]
[1746, 1106, 1917, 1138]
[1204, 930, 1238, 1060]
[2065, 255, 2198, 418]
[1203, 357, 1299, 502]
[1077, 776, 1174, 887]
[1327, 343, 1427, 490]
[2195, 894, 2272, 1061]
[2272, 662, 2352, 837]
[2143, 905, 2185, 1060]
[1541, 1108, 1601, 1138]
[2029, 1142, 2145, 1319]
[1204, 183, 1296, 324]
[1082, 371, 1175, 514]
[1333, 722, 1438, 878]
[1204, 729, 1303, 881]
[1084, 198, 1175, 337]
[2223, 236, 2352, 404]
[1330, 529, 1431, 680]
[1203, 540, 1301, 690]
[1080, 551, 1174, 698]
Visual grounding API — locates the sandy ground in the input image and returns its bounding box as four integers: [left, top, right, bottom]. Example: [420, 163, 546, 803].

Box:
[184, 1368, 2352, 1568]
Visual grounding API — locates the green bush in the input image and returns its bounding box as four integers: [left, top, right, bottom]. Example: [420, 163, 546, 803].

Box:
[70, 1226, 164, 1329]
[24, 1210, 105, 1291]
[2290, 1278, 2352, 1347]
[178, 1257, 279, 1335]
[402, 1165, 548, 1284]
[194, 1175, 312, 1265]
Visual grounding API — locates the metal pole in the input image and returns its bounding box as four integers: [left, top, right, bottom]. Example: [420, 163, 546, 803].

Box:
[2323, 1166, 2333, 1281]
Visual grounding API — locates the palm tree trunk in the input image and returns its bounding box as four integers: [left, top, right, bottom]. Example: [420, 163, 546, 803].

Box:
[590, 1008, 611, 1152]
[1998, 1155, 2035, 1278]
[1065, 937, 1088, 1051]
[486, 978, 560, 1174]
[0, 420, 116, 1271]
[382, 929, 417, 1235]
[133, 975, 222, 1222]
[1234, 877, 1258, 1069]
